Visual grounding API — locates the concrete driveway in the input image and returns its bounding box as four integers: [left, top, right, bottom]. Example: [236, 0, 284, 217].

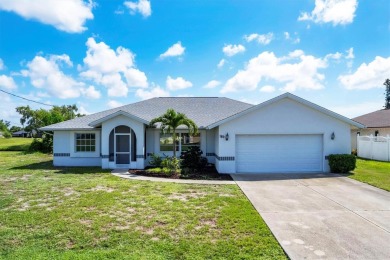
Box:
[232, 173, 390, 260]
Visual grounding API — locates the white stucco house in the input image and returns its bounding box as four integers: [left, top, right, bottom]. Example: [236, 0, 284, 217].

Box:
[40, 93, 364, 174]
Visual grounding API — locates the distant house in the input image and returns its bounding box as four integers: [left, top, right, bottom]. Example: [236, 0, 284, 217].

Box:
[12, 130, 31, 138]
[351, 109, 390, 150]
[41, 93, 363, 173]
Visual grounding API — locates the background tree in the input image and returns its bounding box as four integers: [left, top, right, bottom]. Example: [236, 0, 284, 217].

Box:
[0, 119, 11, 138]
[384, 78, 390, 109]
[149, 109, 198, 157]
[15, 105, 83, 152]
[9, 126, 22, 133]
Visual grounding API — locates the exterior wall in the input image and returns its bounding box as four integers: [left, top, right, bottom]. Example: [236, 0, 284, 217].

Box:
[214, 99, 352, 173]
[101, 115, 145, 169]
[351, 128, 390, 150]
[53, 130, 101, 167]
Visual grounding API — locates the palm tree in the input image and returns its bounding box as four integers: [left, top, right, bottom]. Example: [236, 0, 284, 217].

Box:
[149, 109, 198, 157]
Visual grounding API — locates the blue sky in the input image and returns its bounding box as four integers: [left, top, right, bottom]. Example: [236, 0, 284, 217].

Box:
[0, 0, 389, 126]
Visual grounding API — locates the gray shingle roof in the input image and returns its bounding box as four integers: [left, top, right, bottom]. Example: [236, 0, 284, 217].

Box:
[40, 97, 253, 130]
[353, 109, 390, 128]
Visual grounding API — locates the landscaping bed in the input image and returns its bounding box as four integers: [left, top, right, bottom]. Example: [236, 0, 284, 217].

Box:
[129, 165, 233, 180]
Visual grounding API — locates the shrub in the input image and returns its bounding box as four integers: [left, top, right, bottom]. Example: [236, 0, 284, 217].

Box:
[149, 153, 162, 167]
[161, 156, 181, 173]
[3, 131, 11, 138]
[28, 137, 52, 153]
[180, 146, 208, 169]
[328, 154, 356, 173]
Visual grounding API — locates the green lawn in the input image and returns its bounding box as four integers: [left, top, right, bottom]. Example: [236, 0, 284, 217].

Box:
[0, 152, 286, 259]
[0, 138, 34, 151]
[349, 158, 390, 191]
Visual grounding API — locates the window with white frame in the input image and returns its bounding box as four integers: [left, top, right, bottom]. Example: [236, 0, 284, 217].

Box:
[159, 132, 200, 152]
[75, 133, 96, 152]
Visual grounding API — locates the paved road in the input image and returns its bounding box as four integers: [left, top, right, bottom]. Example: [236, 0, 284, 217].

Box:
[232, 173, 390, 260]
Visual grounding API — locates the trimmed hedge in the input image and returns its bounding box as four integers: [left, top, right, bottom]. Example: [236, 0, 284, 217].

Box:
[328, 154, 356, 173]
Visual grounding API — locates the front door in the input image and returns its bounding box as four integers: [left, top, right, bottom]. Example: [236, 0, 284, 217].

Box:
[115, 134, 130, 165]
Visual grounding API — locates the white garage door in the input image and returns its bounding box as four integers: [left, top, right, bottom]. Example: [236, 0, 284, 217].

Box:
[236, 134, 323, 173]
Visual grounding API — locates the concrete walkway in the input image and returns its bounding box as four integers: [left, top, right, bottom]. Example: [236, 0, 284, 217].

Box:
[232, 173, 390, 260]
[111, 169, 235, 184]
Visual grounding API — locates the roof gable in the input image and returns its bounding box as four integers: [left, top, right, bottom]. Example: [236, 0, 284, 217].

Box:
[206, 93, 365, 129]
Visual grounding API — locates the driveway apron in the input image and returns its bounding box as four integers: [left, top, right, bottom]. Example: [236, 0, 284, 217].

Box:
[232, 173, 390, 260]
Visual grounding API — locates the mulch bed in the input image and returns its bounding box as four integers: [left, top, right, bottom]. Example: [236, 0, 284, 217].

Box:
[128, 166, 232, 180]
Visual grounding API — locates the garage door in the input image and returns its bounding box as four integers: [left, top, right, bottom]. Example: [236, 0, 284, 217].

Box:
[236, 134, 323, 173]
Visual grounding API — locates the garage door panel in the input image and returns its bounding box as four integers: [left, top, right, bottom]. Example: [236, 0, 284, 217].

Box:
[236, 135, 323, 173]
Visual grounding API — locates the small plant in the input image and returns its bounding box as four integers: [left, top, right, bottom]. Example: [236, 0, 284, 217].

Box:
[146, 167, 172, 176]
[328, 154, 357, 173]
[161, 156, 181, 173]
[149, 153, 162, 167]
[180, 146, 208, 169]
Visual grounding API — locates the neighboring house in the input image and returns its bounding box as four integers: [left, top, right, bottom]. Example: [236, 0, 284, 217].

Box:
[351, 109, 390, 150]
[12, 130, 31, 138]
[40, 93, 363, 174]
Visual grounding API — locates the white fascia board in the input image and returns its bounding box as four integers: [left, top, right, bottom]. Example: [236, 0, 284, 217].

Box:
[206, 92, 366, 129]
[88, 110, 149, 127]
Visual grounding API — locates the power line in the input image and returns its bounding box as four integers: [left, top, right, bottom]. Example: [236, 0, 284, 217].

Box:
[0, 88, 54, 107]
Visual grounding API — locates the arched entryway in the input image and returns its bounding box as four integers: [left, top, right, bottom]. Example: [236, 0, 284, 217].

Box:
[109, 125, 137, 166]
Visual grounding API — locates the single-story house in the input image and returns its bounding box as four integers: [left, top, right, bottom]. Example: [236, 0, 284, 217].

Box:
[12, 130, 31, 138]
[351, 109, 390, 150]
[40, 93, 364, 174]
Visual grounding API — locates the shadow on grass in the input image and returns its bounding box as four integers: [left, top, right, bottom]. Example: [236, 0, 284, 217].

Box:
[11, 161, 108, 174]
[0, 145, 30, 152]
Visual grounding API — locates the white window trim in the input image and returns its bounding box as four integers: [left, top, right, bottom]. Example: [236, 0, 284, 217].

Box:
[70, 131, 100, 158]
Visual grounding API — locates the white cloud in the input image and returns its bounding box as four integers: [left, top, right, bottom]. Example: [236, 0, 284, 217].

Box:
[203, 80, 221, 89]
[159, 41, 185, 59]
[223, 44, 245, 57]
[346, 47, 354, 59]
[83, 37, 134, 75]
[107, 100, 124, 109]
[81, 85, 101, 99]
[325, 52, 342, 61]
[0, 58, 4, 70]
[0, 75, 17, 90]
[221, 50, 327, 93]
[298, 0, 358, 26]
[123, 68, 148, 88]
[166, 76, 192, 91]
[338, 56, 390, 90]
[124, 0, 151, 18]
[80, 37, 148, 97]
[136, 86, 170, 100]
[100, 73, 128, 97]
[244, 33, 274, 45]
[21, 54, 85, 99]
[284, 32, 300, 44]
[259, 85, 276, 93]
[0, 0, 94, 33]
[217, 59, 226, 68]
[78, 106, 91, 115]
